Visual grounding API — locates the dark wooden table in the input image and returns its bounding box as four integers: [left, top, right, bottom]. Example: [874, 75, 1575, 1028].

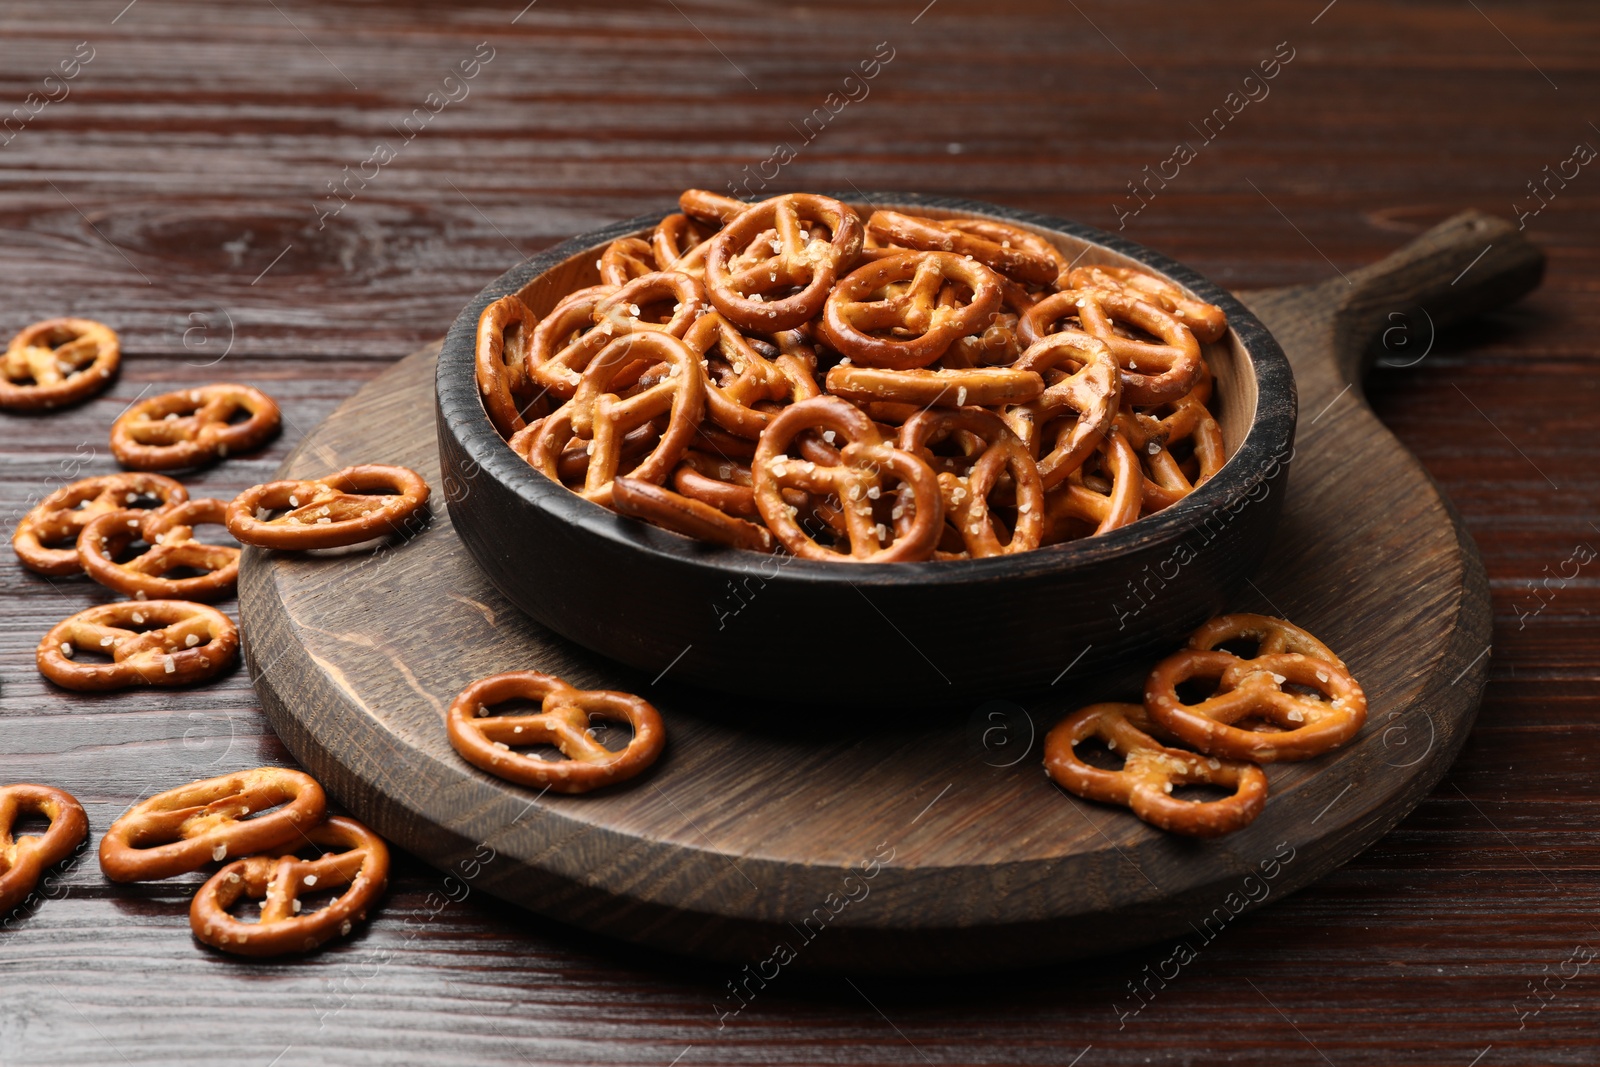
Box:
[2, 1, 1595, 1063]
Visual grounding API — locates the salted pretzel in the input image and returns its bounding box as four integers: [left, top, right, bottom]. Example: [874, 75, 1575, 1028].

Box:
[613, 476, 775, 552]
[688, 311, 818, 439]
[527, 284, 621, 398]
[652, 212, 716, 277]
[598, 237, 657, 286]
[1042, 426, 1143, 538]
[1024, 289, 1201, 407]
[818, 251, 1003, 369]
[1007, 331, 1123, 488]
[1043, 702, 1269, 838]
[475, 294, 545, 438]
[942, 278, 1037, 368]
[99, 767, 327, 883]
[704, 193, 864, 331]
[37, 599, 239, 691]
[866, 211, 1061, 286]
[752, 396, 942, 562]
[672, 451, 760, 518]
[191, 815, 389, 957]
[110, 384, 282, 470]
[1145, 649, 1368, 763]
[1186, 613, 1346, 667]
[825, 365, 1043, 409]
[77, 499, 239, 601]
[0, 318, 120, 410]
[679, 188, 749, 225]
[1069, 265, 1228, 344]
[898, 408, 1044, 558]
[528, 332, 706, 507]
[12, 472, 187, 577]
[226, 464, 430, 550]
[446, 671, 666, 793]
[0, 784, 89, 915]
[1122, 392, 1225, 512]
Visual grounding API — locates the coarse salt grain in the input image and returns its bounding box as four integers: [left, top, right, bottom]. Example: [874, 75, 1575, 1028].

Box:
[59, 642, 73, 657]
[163, 655, 176, 673]
[875, 523, 888, 542]
[822, 431, 836, 444]
[304, 875, 318, 887]
[212, 844, 227, 861]
[185, 634, 200, 647]
[493, 741, 510, 751]
[341, 920, 353, 936]
[100, 636, 114, 647]
[866, 486, 880, 500]
[132, 612, 144, 624]
[956, 387, 968, 405]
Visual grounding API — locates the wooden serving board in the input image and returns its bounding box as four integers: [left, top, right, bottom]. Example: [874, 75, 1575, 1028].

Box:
[239, 212, 1541, 973]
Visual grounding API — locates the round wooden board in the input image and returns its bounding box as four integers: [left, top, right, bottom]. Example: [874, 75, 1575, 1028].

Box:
[238, 212, 1537, 973]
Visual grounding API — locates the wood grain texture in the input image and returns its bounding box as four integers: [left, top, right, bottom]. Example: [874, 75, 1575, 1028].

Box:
[1, 0, 1597, 1063]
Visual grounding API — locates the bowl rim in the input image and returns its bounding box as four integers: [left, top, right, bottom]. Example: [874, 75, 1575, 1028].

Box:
[437, 191, 1297, 588]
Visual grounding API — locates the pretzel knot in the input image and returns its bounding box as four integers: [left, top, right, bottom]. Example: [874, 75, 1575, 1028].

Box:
[529, 332, 706, 508]
[705, 193, 864, 331]
[190, 815, 390, 957]
[37, 599, 240, 692]
[819, 251, 1004, 369]
[612, 476, 775, 553]
[446, 671, 666, 794]
[1121, 389, 1225, 512]
[1145, 649, 1368, 763]
[1020, 289, 1201, 406]
[98, 767, 327, 883]
[1007, 331, 1122, 488]
[1044, 702, 1268, 838]
[475, 294, 545, 438]
[1068, 265, 1228, 344]
[866, 211, 1063, 286]
[0, 318, 120, 410]
[110, 384, 282, 470]
[12, 472, 188, 577]
[689, 311, 820, 439]
[753, 396, 943, 562]
[1042, 424, 1143, 538]
[225, 464, 431, 550]
[598, 237, 658, 287]
[77, 498, 240, 601]
[652, 212, 716, 278]
[1186, 612, 1346, 666]
[899, 408, 1045, 558]
[0, 784, 89, 915]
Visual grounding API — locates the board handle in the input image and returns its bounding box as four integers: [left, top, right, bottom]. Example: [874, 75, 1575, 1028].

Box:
[1330, 210, 1545, 380]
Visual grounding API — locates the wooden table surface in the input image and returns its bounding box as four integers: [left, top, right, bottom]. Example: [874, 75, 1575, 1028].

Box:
[1, 1, 1595, 1064]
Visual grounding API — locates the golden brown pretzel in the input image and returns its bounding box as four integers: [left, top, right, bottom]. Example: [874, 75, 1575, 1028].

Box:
[592, 270, 709, 339]
[77, 498, 240, 601]
[475, 294, 545, 438]
[1042, 425, 1143, 538]
[866, 211, 1061, 286]
[1068, 265, 1228, 344]
[818, 251, 1003, 369]
[612, 476, 775, 552]
[1145, 649, 1368, 762]
[446, 671, 667, 793]
[672, 451, 760, 519]
[1043, 702, 1269, 838]
[679, 188, 749, 225]
[528, 284, 621, 398]
[1122, 393, 1225, 512]
[824, 364, 1043, 409]
[1186, 613, 1346, 667]
[225, 464, 431, 550]
[752, 396, 943, 562]
[37, 599, 239, 692]
[705, 193, 864, 331]
[98, 767, 327, 883]
[0, 318, 120, 410]
[110, 384, 282, 470]
[12, 473, 188, 577]
[1070, 289, 1203, 406]
[687, 311, 819, 439]
[598, 237, 657, 287]
[1007, 331, 1122, 488]
[652, 212, 716, 277]
[190, 815, 389, 957]
[528, 333, 706, 508]
[0, 784, 89, 915]
[898, 408, 1045, 558]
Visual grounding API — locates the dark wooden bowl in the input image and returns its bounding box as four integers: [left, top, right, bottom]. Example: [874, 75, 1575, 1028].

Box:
[435, 195, 1296, 706]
